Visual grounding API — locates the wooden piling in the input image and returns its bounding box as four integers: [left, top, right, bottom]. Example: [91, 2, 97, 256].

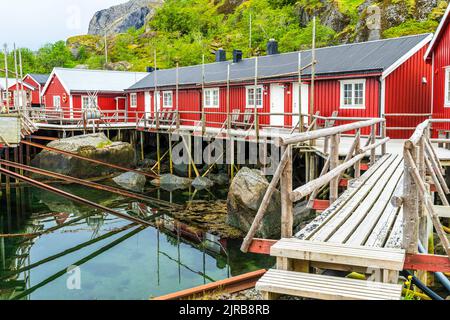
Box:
[329, 134, 340, 204]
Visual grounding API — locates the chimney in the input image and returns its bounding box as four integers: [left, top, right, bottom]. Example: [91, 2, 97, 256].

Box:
[215, 48, 226, 62]
[267, 39, 279, 55]
[233, 49, 243, 63]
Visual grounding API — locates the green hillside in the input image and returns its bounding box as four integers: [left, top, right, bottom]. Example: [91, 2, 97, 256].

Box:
[0, 0, 448, 75]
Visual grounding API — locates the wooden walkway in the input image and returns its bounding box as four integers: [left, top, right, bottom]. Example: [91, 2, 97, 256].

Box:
[256, 153, 406, 300]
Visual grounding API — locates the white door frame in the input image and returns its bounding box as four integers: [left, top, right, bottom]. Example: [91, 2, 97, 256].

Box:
[270, 83, 285, 127]
[144, 91, 151, 118]
[292, 82, 309, 126]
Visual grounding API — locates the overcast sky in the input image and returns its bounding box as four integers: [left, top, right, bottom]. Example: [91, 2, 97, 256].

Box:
[0, 0, 126, 50]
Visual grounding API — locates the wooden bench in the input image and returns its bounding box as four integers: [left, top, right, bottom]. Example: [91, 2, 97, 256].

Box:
[256, 269, 402, 300]
[271, 238, 405, 282]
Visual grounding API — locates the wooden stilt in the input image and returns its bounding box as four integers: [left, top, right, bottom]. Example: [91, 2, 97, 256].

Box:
[140, 131, 144, 162]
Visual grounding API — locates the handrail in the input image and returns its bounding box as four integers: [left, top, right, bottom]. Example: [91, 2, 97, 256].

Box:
[400, 119, 450, 258]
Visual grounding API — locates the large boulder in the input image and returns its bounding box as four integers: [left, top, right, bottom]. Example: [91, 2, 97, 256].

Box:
[113, 172, 147, 192]
[227, 167, 281, 238]
[31, 133, 135, 179]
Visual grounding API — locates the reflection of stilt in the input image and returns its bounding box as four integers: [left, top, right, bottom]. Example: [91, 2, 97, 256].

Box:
[157, 228, 160, 286]
[177, 224, 181, 284]
[12, 225, 145, 300]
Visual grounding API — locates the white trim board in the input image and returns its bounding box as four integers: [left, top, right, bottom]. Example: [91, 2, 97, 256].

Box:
[425, 3, 450, 60]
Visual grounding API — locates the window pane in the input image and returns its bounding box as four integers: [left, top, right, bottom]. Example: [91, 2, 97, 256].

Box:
[354, 83, 363, 105]
[213, 89, 219, 106]
[248, 88, 255, 106]
[344, 84, 352, 105]
[205, 90, 211, 106]
[256, 88, 262, 107]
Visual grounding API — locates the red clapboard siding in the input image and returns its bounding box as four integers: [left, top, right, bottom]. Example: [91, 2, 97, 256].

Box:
[23, 75, 41, 105]
[312, 77, 380, 135]
[432, 19, 450, 134]
[43, 74, 71, 118]
[385, 46, 432, 139]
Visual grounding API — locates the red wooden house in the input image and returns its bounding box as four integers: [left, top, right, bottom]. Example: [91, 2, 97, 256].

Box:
[425, 3, 450, 134]
[23, 74, 49, 106]
[41, 68, 148, 119]
[7, 80, 36, 107]
[127, 34, 432, 138]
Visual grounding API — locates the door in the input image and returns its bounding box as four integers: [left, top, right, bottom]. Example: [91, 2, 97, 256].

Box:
[144, 91, 151, 118]
[154, 91, 161, 116]
[292, 82, 309, 125]
[270, 84, 285, 127]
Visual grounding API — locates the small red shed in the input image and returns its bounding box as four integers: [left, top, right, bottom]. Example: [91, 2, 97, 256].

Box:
[41, 68, 148, 120]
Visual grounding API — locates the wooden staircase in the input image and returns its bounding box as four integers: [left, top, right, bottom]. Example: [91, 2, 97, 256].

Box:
[256, 238, 404, 300]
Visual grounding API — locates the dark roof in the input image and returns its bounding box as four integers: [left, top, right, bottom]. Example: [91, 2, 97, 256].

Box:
[28, 73, 50, 85]
[128, 33, 431, 91]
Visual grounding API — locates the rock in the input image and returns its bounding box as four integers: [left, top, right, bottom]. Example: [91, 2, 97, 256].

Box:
[227, 167, 281, 238]
[31, 133, 135, 179]
[88, 0, 163, 35]
[151, 174, 192, 191]
[209, 173, 229, 185]
[192, 177, 214, 190]
[104, 61, 132, 71]
[113, 172, 147, 192]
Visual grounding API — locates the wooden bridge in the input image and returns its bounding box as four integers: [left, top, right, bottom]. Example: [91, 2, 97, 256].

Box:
[241, 118, 450, 300]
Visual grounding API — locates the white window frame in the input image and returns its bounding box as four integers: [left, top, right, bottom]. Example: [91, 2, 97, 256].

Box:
[2, 91, 10, 100]
[81, 95, 98, 110]
[445, 67, 450, 107]
[53, 96, 61, 110]
[130, 93, 137, 109]
[339, 79, 366, 109]
[163, 91, 173, 108]
[203, 88, 220, 108]
[246, 85, 264, 109]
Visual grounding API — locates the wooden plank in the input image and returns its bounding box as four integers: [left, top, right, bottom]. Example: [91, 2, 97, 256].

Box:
[256, 269, 402, 300]
[312, 155, 402, 242]
[404, 254, 450, 272]
[281, 146, 293, 238]
[344, 162, 404, 246]
[365, 178, 403, 248]
[271, 239, 405, 271]
[247, 239, 277, 255]
[153, 269, 267, 300]
[295, 154, 393, 240]
[385, 208, 404, 249]
[433, 205, 450, 218]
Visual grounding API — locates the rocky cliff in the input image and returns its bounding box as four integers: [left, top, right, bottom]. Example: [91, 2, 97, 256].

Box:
[88, 0, 164, 35]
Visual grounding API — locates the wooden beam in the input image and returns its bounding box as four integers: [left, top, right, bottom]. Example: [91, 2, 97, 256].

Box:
[152, 269, 267, 300]
[247, 239, 277, 255]
[404, 254, 450, 273]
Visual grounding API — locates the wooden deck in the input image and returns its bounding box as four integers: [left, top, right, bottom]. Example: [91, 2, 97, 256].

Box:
[256, 153, 407, 300]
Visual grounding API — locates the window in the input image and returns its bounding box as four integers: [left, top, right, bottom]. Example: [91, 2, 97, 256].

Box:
[53, 96, 61, 110]
[81, 96, 98, 109]
[163, 91, 173, 108]
[445, 68, 450, 107]
[340, 80, 366, 109]
[2, 91, 10, 100]
[130, 93, 137, 108]
[204, 88, 220, 108]
[246, 85, 263, 108]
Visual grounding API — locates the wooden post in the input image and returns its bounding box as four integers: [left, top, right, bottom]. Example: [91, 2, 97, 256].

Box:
[140, 131, 144, 161]
[280, 145, 293, 238]
[169, 132, 173, 175]
[201, 55, 206, 136]
[370, 124, 376, 166]
[329, 134, 340, 204]
[381, 121, 387, 155]
[403, 146, 419, 254]
[354, 128, 361, 178]
[156, 132, 161, 175]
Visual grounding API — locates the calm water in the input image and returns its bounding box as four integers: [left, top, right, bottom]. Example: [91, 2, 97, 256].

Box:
[0, 184, 274, 300]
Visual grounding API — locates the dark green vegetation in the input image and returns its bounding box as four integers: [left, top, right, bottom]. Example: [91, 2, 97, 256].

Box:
[0, 0, 448, 75]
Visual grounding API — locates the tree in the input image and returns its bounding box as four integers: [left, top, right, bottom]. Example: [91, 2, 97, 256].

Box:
[35, 41, 75, 73]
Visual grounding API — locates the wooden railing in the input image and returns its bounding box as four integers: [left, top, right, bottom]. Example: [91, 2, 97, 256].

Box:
[396, 119, 450, 257]
[241, 118, 388, 252]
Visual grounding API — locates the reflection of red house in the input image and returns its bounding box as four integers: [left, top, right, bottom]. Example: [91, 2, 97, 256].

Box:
[41, 68, 148, 119]
[126, 34, 432, 138]
[425, 3, 450, 134]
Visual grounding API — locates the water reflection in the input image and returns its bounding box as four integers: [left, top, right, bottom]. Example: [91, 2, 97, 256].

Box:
[0, 185, 273, 300]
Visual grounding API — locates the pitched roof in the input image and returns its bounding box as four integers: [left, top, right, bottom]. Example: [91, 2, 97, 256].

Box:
[129, 33, 432, 91]
[425, 3, 450, 59]
[0, 78, 35, 90]
[42, 68, 149, 95]
[27, 73, 50, 86]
